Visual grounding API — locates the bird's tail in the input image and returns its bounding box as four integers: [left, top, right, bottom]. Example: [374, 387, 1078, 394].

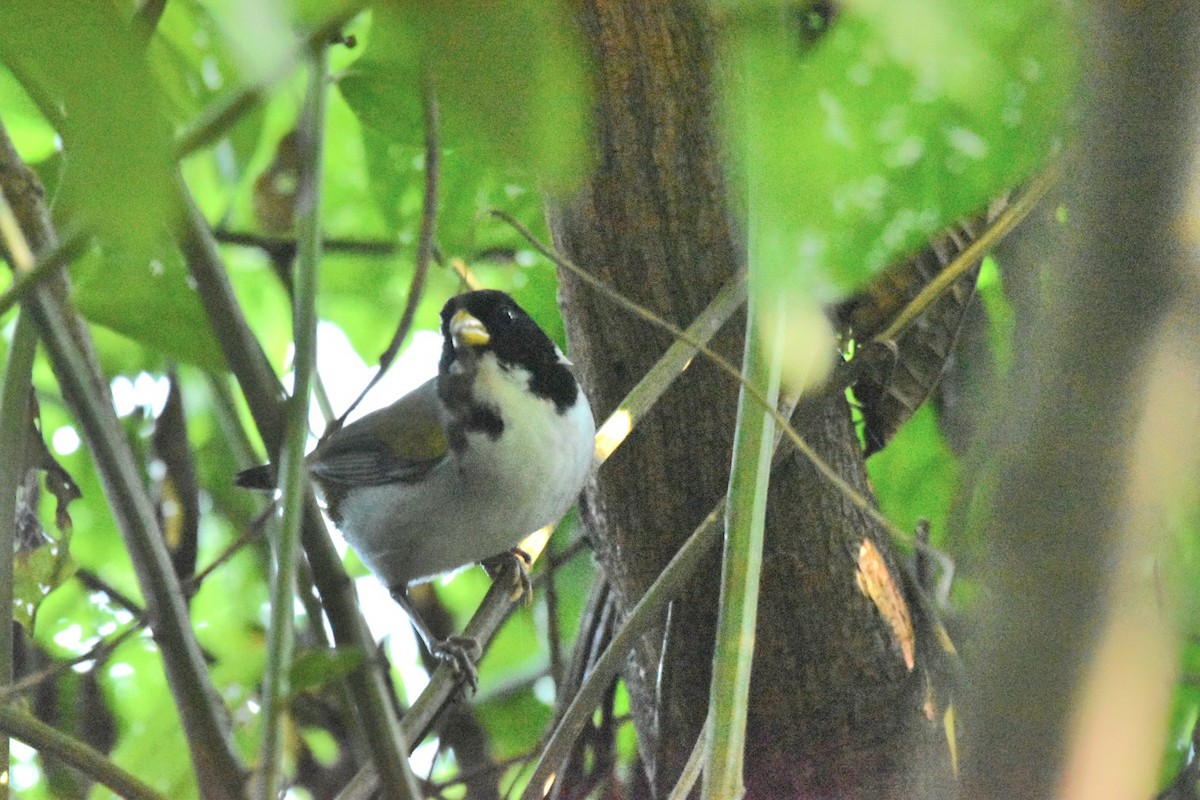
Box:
[234, 464, 274, 490]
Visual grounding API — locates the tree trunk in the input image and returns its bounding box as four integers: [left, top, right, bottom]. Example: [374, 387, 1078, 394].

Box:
[549, 2, 952, 796]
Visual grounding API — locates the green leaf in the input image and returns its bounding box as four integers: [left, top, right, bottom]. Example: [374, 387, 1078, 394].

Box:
[0, 66, 56, 162]
[298, 726, 342, 768]
[0, 0, 179, 258]
[1159, 684, 1200, 791]
[150, 0, 266, 178]
[723, 0, 1078, 301]
[288, 647, 366, 695]
[104, 636, 198, 795]
[13, 544, 73, 630]
[866, 403, 959, 542]
[476, 689, 553, 761]
[70, 245, 227, 371]
[340, 0, 591, 189]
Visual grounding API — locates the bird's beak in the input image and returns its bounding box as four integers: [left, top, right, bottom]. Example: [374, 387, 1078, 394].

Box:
[450, 309, 490, 349]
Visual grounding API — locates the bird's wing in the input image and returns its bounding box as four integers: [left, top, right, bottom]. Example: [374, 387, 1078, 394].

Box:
[309, 378, 448, 486]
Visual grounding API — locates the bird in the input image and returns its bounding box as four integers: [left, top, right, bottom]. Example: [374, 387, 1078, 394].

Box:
[236, 290, 596, 687]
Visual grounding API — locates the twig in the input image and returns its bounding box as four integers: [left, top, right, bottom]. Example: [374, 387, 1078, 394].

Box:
[492, 209, 911, 544]
[521, 503, 727, 800]
[189, 507, 270, 590]
[873, 166, 1061, 345]
[1, 123, 248, 798]
[1, 622, 145, 701]
[543, 537, 565, 689]
[334, 79, 440, 430]
[257, 42, 344, 800]
[666, 714, 711, 800]
[521, 382, 808, 800]
[179, 145, 413, 800]
[0, 180, 39, 786]
[212, 228, 397, 257]
[0, 702, 169, 800]
[0, 223, 90, 320]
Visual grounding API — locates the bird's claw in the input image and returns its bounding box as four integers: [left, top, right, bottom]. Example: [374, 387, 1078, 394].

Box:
[511, 548, 533, 606]
[483, 549, 534, 605]
[433, 634, 483, 694]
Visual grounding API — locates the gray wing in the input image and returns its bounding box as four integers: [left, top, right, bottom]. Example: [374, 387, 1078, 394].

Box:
[308, 379, 448, 486]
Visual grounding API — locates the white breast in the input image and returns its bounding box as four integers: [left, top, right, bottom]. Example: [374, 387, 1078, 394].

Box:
[338, 353, 595, 588]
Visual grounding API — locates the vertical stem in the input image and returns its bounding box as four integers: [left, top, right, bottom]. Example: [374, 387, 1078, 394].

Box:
[701, 265, 784, 797]
[256, 44, 327, 800]
[0, 184, 40, 800]
[0, 314, 35, 800]
[180, 157, 415, 800]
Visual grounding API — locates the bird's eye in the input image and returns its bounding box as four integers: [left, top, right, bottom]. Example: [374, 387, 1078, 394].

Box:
[500, 307, 517, 324]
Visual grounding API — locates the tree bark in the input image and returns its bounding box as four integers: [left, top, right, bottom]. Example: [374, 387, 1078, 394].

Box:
[549, 2, 951, 796]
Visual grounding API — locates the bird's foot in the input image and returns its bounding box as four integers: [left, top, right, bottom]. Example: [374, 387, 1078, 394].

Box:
[483, 548, 533, 605]
[387, 584, 483, 696]
[431, 634, 483, 694]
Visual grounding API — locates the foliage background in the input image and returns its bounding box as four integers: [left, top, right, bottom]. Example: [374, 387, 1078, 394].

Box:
[0, 1, 1197, 798]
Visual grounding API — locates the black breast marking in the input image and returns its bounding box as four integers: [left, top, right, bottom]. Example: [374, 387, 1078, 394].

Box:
[447, 405, 505, 452]
[526, 362, 578, 415]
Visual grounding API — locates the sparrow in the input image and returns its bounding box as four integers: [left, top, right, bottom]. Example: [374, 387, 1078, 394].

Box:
[237, 290, 595, 686]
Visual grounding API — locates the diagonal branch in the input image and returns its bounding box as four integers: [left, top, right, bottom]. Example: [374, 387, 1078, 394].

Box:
[0, 122, 247, 800]
[334, 78, 440, 431]
[0, 703, 169, 800]
[177, 164, 415, 798]
[338, 270, 749, 800]
[494, 210, 909, 543]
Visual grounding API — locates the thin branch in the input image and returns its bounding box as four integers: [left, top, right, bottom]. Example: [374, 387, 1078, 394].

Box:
[493, 209, 912, 544]
[0, 223, 90, 320]
[1, 621, 145, 701]
[667, 715, 710, 800]
[211, 228, 397, 257]
[257, 43, 339, 800]
[543, 534, 589, 575]
[873, 165, 1061, 345]
[593, 271, 747, 463]
[0, 702, 169, 800]
[0, 182, 39, 792]
[334, 79, 439, 430]
[700, 287, 784, 798]
[178, 159, 413, 796]
[0, 123, 248, 799]
[187, 508, 269, 590]
[75, 570, 147, 619]
[522, 383, 808, 800]
[543, 537, 565, 689]
[521, 503, 727, 800]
